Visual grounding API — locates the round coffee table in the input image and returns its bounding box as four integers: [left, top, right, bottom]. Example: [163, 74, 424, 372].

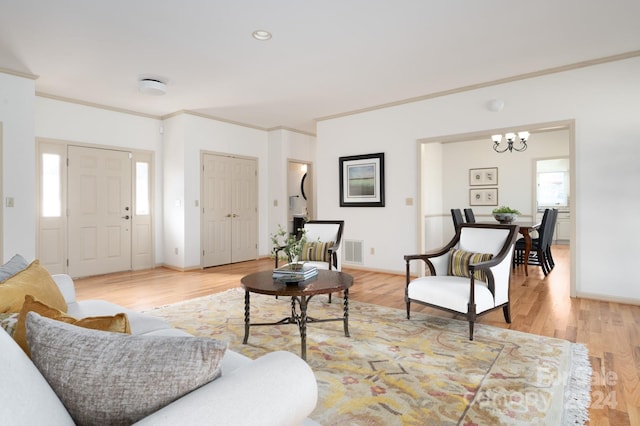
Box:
[240, 269, 353, 360]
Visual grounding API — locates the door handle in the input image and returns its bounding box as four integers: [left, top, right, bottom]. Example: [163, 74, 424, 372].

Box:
[122, 215, 130, 220]
[232, 214, 238, 218]
[226, 213, 232, 218]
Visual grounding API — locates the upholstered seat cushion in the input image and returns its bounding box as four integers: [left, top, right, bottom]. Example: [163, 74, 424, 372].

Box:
[407, 276, 496, 314]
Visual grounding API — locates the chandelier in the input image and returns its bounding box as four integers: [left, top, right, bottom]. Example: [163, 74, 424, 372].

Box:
[492, 131, 529, 153]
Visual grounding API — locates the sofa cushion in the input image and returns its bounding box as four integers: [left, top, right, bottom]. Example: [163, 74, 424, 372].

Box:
[0, 254, 29, 283]
[448, 248, 493, 283]
[0, 260, 67, 313]
[300, 241, 334, 262]
[27, 312, 227, 426]
[14, 295, 131, 357]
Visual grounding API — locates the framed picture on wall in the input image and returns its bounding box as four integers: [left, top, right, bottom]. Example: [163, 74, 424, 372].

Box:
[469, 167, 498, 186]
[339, 152, 385, 207]
[469, 188, 498, 206]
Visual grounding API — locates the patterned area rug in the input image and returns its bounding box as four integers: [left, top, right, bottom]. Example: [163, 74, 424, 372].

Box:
[148, 288, 591, 425]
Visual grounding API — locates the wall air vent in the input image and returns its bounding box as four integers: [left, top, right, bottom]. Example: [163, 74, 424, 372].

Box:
[343, 239, 364, 264]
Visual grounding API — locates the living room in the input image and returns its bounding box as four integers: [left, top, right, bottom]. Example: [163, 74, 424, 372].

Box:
[1, 1, 640, 424]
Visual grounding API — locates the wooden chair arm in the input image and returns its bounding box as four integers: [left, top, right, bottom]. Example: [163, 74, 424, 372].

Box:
[273, 245, 287, 268]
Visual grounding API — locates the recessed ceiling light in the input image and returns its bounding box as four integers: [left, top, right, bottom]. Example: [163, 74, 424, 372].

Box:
[252, 30, 272, 41]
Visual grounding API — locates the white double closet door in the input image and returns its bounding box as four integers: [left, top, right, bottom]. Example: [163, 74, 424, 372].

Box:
[201, 153, 258, 267]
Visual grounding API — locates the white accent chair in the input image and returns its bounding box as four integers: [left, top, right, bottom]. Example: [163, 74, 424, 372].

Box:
[275, 220, 344, 302]
[299, 220, 344, 272]
[404, 223, 519, 340]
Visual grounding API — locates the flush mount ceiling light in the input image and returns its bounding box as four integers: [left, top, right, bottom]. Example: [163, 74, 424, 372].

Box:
[487, 99, 505, 112]
[492, 131, 530, 153]
[138, 78, 167, 96]
[252, 29, 272, 41]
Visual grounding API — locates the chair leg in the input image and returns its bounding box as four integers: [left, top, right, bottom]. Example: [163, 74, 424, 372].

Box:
[503, 304, 511, 323]
[328, 293, 332, 303]
[467, 303, 476, 340]
[546, 246, 555, 269]
[406, 300, 411, 319]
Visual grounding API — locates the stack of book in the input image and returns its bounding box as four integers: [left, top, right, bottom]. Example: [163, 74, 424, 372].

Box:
[272, 264, 318, 282]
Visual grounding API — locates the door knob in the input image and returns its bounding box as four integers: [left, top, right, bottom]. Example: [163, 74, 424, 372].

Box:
[226, 213, 232, 218]
[122, 215, 130, 220]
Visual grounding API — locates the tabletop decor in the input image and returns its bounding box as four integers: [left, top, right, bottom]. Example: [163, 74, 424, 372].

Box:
[149, 288, 592, 426]
[339, 152, 385, 207]
[270, 225, 307, 269]
[492, 205, 521, 223]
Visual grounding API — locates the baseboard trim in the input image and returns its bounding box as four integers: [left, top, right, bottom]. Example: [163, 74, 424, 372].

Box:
[575, 292, 640, 306]
[342, 264, 403, 276]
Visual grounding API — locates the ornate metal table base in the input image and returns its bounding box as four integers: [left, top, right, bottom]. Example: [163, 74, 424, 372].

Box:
[242, 289, 350, 360]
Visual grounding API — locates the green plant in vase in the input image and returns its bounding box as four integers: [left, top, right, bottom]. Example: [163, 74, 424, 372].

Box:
[271, 225, 307, 270]
[492, 206, 521, 224]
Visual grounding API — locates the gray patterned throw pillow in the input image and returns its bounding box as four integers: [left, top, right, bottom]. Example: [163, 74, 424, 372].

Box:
[0, 254, 29, 283]
[26, 312, 227, 426]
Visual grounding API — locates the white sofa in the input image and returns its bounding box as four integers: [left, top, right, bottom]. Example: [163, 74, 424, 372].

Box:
[1, 274, 319, 425]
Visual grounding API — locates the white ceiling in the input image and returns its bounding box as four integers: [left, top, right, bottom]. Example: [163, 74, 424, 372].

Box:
[1, 0, 639, 135]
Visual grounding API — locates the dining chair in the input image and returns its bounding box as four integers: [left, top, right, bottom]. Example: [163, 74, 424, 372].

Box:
[464, 208, 476, 223]
[404, 223, 520, 340]
[513, 209, 557, 275]
[451, 209, 464, 231]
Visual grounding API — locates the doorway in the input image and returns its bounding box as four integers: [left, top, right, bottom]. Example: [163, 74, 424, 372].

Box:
[287, 160, 313, 234]
[37, 140, 154, 277]
[417, 119, 576, 296]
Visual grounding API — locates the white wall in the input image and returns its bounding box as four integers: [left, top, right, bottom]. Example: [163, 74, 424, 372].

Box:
[317, 57, 640, 303]
[34, 96, 165, 263]
[0, 73, 36, 260]
[177, 114, 269, 268]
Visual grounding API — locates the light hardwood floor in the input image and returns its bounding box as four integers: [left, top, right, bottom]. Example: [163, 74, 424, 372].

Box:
[74, 245, 638, 425]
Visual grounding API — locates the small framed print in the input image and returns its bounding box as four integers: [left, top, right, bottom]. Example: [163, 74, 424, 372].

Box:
[469, 167, 498, 186]
[469, 188, 498, 206]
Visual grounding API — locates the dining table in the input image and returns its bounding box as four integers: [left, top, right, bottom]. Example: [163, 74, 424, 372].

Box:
[478, 221, 541, 276]
[511, 221, 541, 276]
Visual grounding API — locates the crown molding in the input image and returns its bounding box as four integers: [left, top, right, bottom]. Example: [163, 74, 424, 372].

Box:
[316, 50, 640, 123]
[0, 66, 39, 80]
[266, 126, 316, 137]
[36, 92, 161, 119]
[167, 110, 268, 132]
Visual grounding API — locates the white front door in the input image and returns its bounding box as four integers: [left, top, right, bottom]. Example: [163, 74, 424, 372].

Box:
[202, 153, 257, 267]
[67, 146, 132, 277]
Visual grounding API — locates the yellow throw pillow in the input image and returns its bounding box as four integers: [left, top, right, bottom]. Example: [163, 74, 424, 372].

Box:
[0, 260, 67, 313]
[14, 295, 131, 357]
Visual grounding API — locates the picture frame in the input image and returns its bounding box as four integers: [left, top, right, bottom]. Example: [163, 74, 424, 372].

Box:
[469, 188, 498, 206]
[469, 167, 498, 186]
[339, 152, 385, 207]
